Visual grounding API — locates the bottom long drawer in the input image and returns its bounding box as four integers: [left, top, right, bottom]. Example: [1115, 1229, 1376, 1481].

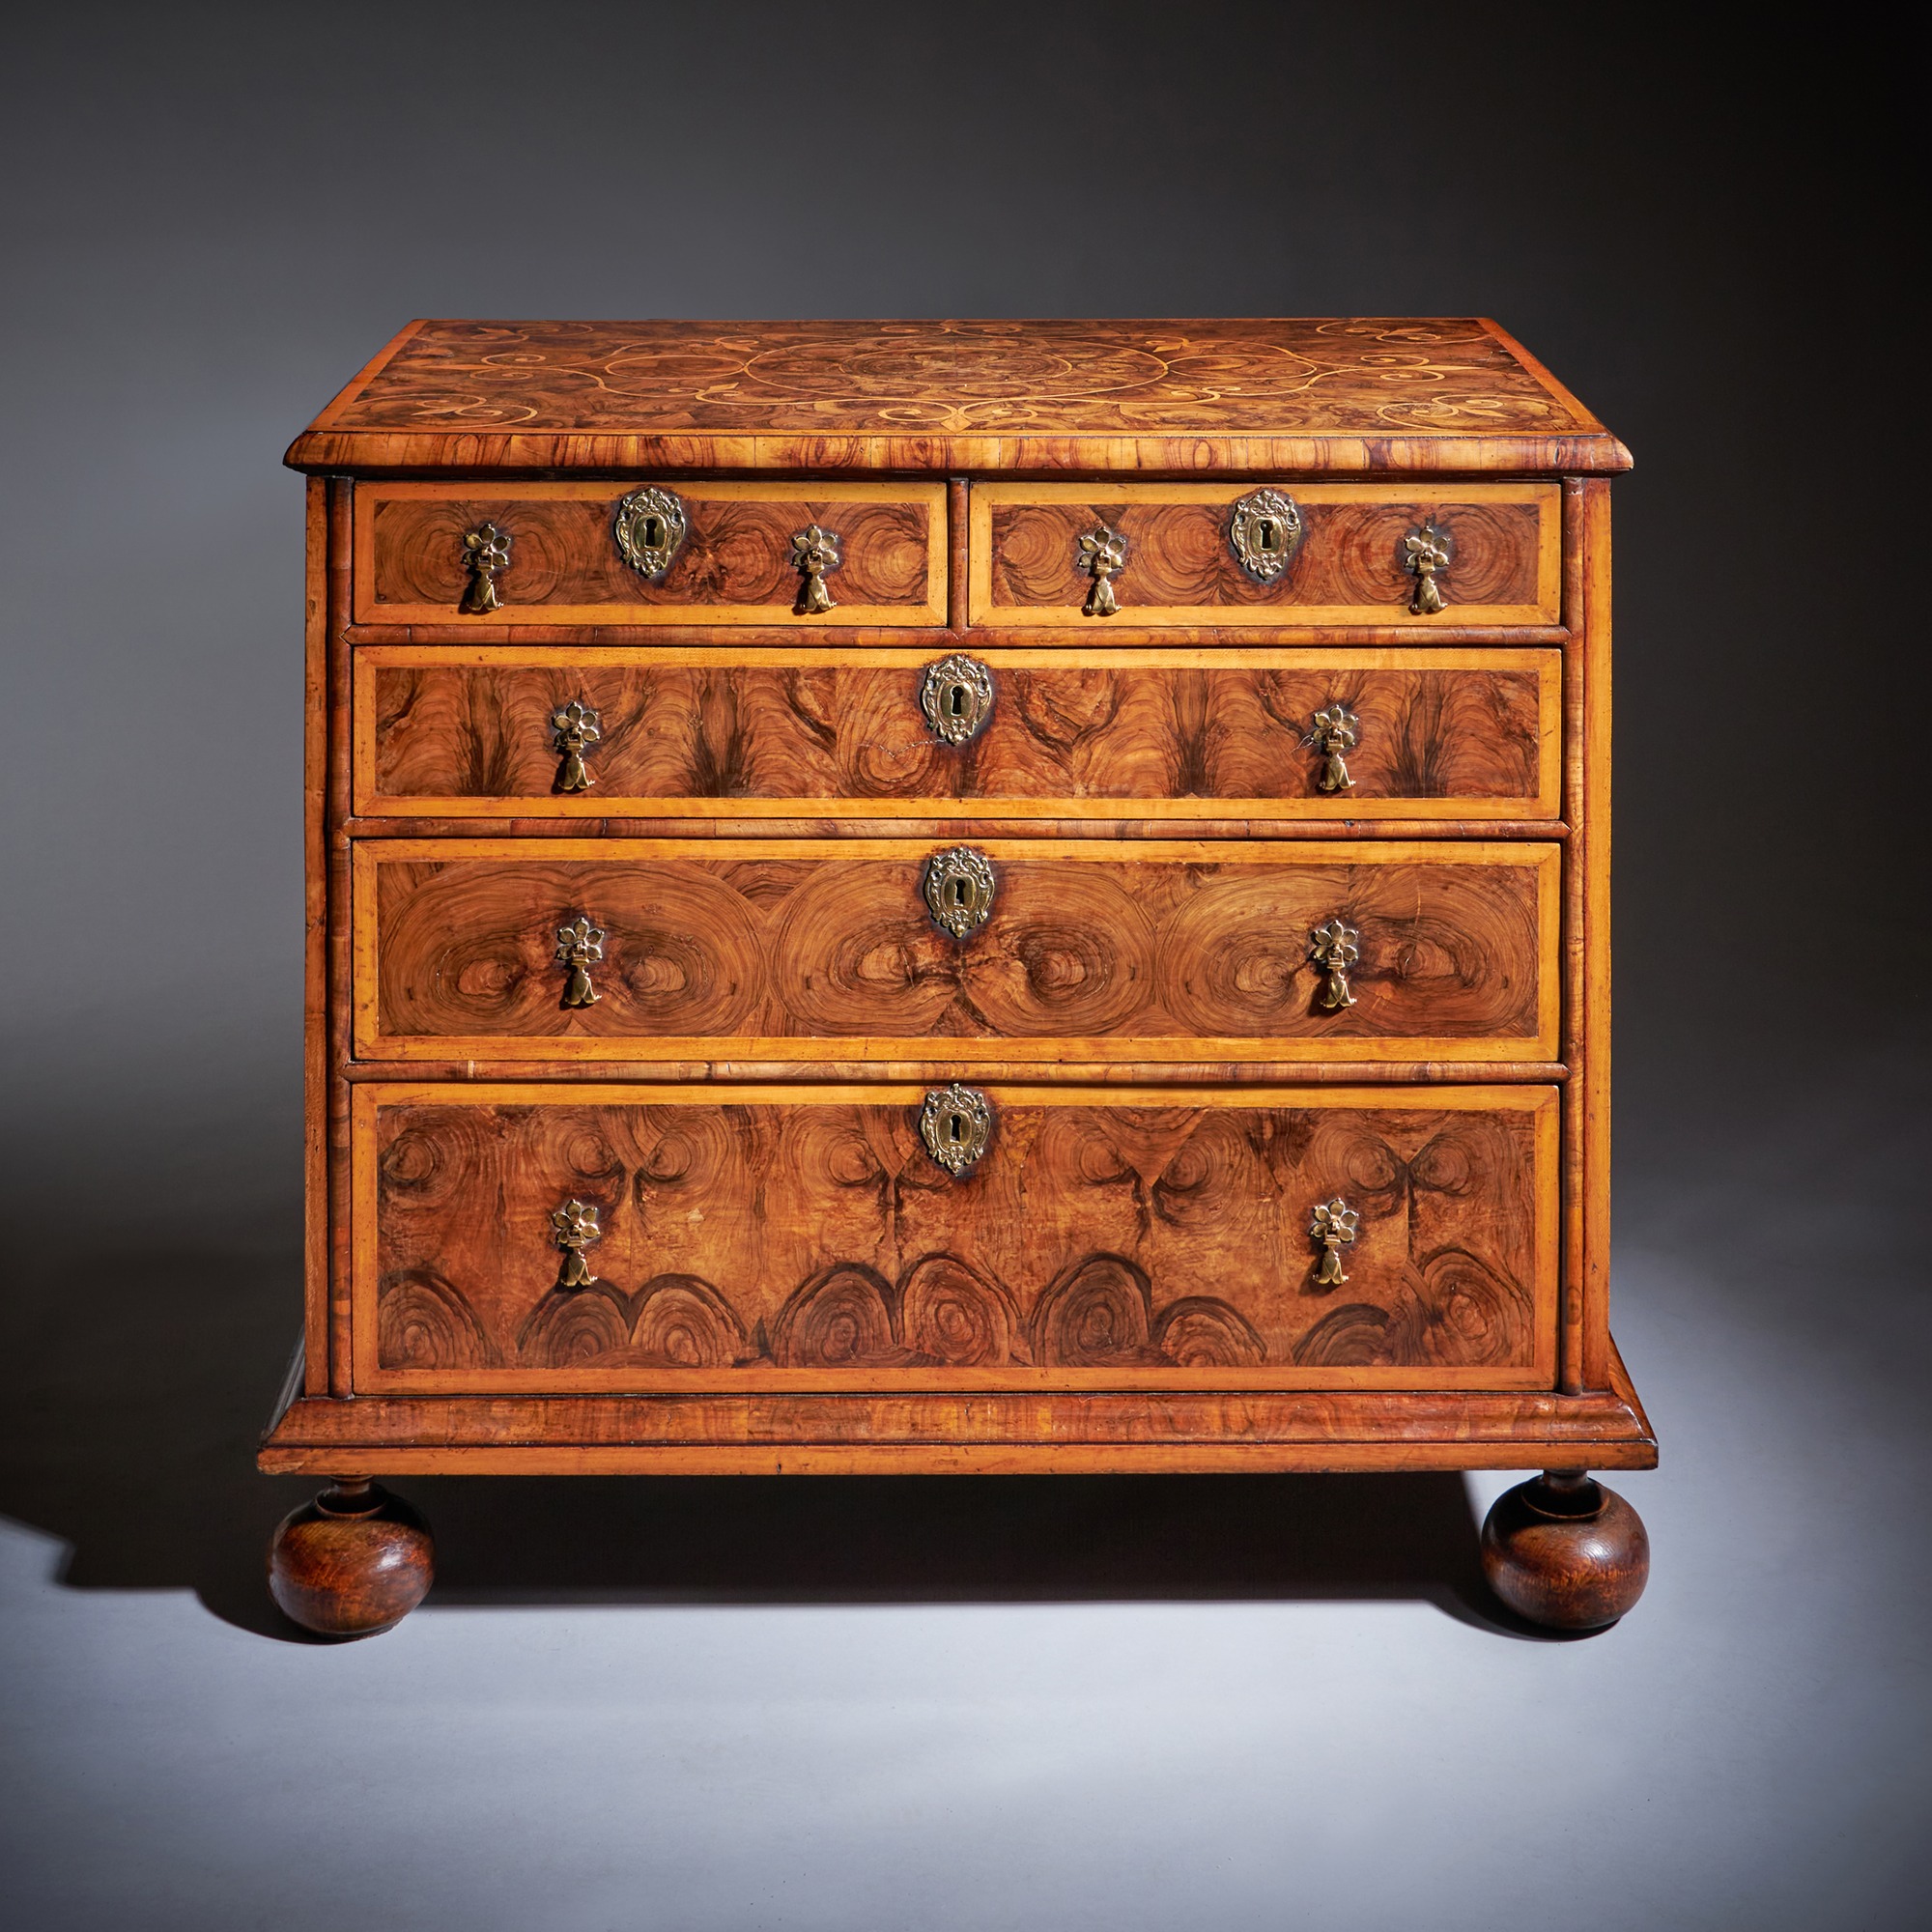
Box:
[352, 1082, 1559, 1394]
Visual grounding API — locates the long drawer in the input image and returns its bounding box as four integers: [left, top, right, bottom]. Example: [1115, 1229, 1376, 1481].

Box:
[354, 1081, 1559, 1392]
[354, 480, 948, 627]
[970, 482, 1562, 629]
[354, 646, 1561, 822]
[354, 838, 1560, 1063]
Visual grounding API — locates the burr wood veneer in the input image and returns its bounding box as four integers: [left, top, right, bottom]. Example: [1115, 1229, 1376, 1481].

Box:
[355, 838, 1558, 1064]
[265, 318, 1652, 1636]
[355, 648, 1560, 820]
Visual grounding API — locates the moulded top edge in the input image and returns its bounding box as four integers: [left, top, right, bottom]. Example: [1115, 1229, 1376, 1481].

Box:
[285, 317, 1632, 475]
[284, 429, 1634, 477]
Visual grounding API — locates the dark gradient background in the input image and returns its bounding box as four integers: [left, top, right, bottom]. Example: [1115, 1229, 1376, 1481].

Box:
[1, 8, 1924, 1929]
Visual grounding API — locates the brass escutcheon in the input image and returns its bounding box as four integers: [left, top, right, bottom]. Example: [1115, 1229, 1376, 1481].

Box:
[612, 485, 688, 579]
[919, 1083, 994, 1178]
[923, 847, 996, 939]
[554, 915, 606, 1009]
[1307, 701, 1359, 793]
[460, 523, 511, 613]
[1229, 488, 1305, 581]
[1403, 522, 1452, 614]
[550, 1197, 602, 1290]
[1308, 917, 1361, 1009]
[920, 654, 995, 745]
[550, 698, 602, 793]
[791, 525, 841, 614]
[1308, 1197, 1359, 1288]
[1077, 526, 1126, 617]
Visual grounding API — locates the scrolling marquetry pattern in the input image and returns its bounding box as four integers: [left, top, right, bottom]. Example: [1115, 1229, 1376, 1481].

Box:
[369, 663, 1543, 806]
[326, 319, 1587, 437]
[374, 1100, 1539, 1373]
[371, 853, 1543, 1046]
[987, 499, 1539, 612]
[367, 496, 928, 612]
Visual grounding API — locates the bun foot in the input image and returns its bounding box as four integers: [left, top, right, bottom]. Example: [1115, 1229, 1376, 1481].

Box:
[1480, 1471, 1649, 1631]
[269, 1479, 434, 1637]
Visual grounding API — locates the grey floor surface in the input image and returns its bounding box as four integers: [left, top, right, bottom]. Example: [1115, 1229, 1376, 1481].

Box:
[2, 1044, 1926, 1932]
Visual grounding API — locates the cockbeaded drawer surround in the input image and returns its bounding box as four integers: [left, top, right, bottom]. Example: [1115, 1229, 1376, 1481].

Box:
[265, 317, 1650, 1640]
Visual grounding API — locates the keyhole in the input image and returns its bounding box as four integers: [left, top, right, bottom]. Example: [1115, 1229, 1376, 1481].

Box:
[950, 879, 967, 907]
[642, 515, 664, 549]
[949, 1113, 966, 1145]
[949, 685, 966, 718]
[1256, 519, 1278, 552]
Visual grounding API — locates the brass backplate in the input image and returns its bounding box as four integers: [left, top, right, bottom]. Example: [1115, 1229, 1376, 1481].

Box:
[923, 847, 997, 939]
[919, 1083, 994, 1177]
[1229, 488, 1305, 581]
[920, 654, 995, 745]
[612, 486, 688, 579]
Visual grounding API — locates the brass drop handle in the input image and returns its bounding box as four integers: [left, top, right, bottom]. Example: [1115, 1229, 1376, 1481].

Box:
[791, 524, 841, 614]
[551, 1197, 602, 1290]
[1077, 525, 1126, 617]
[460, 523, 511, 613]
[1308, 1197, 1359, 1288]
[555, 915, 606, 1009]
[923, 846, 996, 938]
[920, 654, 995, 744]
[550, 698, 602, 793]
[1403, 522, 1451, 614]
[1307, 702, 1359, 793]
[613, 486, 688, 579]
[1308, 918, 1360, 1009]
[920, 1083, 994, 1177]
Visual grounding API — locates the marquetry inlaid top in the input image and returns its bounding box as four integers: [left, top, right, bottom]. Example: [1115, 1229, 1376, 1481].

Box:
[287, 318, 1629, 476]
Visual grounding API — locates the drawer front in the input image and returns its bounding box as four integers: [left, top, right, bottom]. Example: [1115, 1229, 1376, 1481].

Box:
[355, 646, 1560, 822]
[354, 480, 948, 626]
[355, 838, 1558, 1063]
[355, 1081, 1559, 1392]
[970, 482, 1561, 629]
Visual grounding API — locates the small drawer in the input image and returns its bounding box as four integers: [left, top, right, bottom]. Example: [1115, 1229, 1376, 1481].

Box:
[354, 1080, 1559, 1392]
[969, 482, 1561, 629]
[354, 837, 1558, 1063]
[355, 646, 1561, 822]
[353, 480, 948, 627]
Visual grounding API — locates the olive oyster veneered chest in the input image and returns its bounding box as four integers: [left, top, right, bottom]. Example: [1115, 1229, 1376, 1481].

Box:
[263, 319, 1652, 1636]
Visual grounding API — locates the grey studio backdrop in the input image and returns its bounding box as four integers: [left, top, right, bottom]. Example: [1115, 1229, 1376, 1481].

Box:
[1, 9, 1924, 1931]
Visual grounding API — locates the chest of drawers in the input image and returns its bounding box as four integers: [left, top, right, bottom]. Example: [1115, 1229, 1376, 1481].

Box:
[261, 318, 1653, 1636]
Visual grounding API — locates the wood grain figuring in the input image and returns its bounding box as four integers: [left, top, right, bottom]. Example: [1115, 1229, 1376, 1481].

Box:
[1581, 477, 1614, 1390]
[1559, 482, 1588, 1395]
[265, 315, 1644, 1543]
[971, 483, 1560, 627]
[261, 1334, 1656, 1475]
[1480, 1472, 1649, 1629]
[303, 478, 329, 1393]
[354, 481, 946, 626]
[346, 621, 1571, 651]
[286, 318, 1631, 475]
[354, 838, 1559, 1063]
[355, 646, 1560, 822]
[267, 1480, 434, 1637]
[338, 1059, 1569, 1087]
[326, 480, 355, 1397]
[350, 1081, 1558, 1393]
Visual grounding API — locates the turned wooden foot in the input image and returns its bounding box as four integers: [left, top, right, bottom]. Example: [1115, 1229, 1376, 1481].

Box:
[1480, 1470, 1649, 1631]
[268, 1479, 434, 1637]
